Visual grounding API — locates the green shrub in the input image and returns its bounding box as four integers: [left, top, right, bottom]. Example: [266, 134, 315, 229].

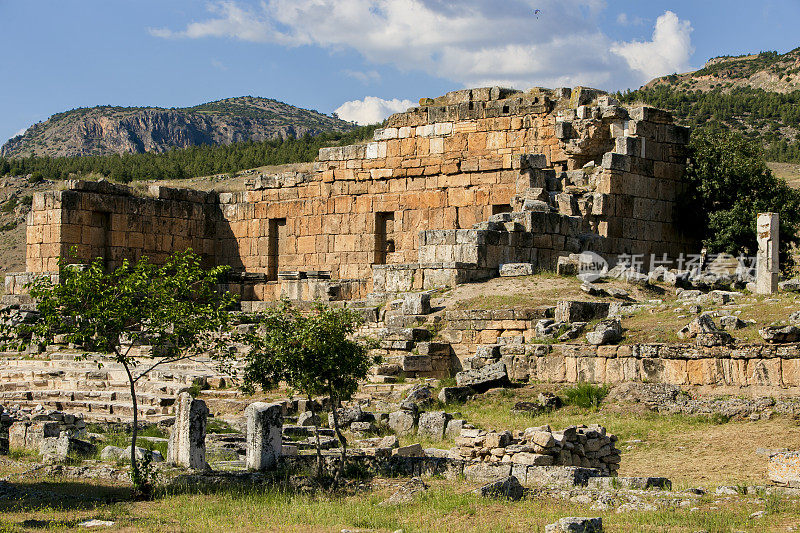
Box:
[561, 382, 609, 409]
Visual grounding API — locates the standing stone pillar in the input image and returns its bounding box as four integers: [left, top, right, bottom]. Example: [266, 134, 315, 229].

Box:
[756, 212, 779, 294]
[245, 402, 283, 471]
[167, 392, 208, 469]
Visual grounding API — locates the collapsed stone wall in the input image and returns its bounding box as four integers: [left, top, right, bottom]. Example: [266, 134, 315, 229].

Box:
[24, 85, 695, 298]
[453, 425, 619, 476]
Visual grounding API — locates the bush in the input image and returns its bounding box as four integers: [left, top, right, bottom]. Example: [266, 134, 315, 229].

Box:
[561, 383, 609, 409]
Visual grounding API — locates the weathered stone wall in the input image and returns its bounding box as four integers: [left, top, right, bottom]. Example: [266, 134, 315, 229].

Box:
[26, 180, 216, 272]
[25, 86, 695, 296]
[495, 342, 800, 389]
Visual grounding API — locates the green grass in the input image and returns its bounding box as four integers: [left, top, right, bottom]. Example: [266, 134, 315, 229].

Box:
[561, 382, 610, 409]
[206, 419, 238, 434]
[0, 479, 796, 532]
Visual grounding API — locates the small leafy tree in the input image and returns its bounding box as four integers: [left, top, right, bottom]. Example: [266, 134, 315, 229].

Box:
[679, 129, 800, 271]
[23, 250, 237, 497]
[240, 301, 377, 479]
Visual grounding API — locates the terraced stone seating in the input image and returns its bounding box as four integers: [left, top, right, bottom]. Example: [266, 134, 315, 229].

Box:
[0, 350, 230, 423]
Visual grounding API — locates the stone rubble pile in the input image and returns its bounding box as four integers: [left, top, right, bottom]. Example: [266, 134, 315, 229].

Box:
[451, 424, 620, 475]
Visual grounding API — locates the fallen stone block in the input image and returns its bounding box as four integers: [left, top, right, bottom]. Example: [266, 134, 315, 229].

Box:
[393, 443, 424, 457]
[769, 451, 800, 487]
[555, 301, 610, 323]
[401, 385, 435, 411]
[40, 436, 96, 463]
[100, 445, 163, 463]
[403, 292, 432, 315]
[473, 475, 524, 501]
[760, 326, 800, 344]
[545, 517, 603, 533]
[388, 411, 415, 436]
[677, 313, 719, 339]
[438, 386, 471, 404]
[499, 263, 534, 277]
[586, 319, 622, 345]
[444, 419, 464, 439]
[719, 315, 747, 331]
[587, 476, 672, 490]
[417, 411, 449, 441]
[455, 361, 510, 392]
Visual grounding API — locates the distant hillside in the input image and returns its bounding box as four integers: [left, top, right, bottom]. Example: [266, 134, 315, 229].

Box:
[618, 49, 800, 162]
[0, 124, 380, 182]
[1, 96, 356, 158]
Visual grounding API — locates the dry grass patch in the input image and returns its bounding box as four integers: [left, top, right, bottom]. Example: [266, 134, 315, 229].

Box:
[440, 386, 800, 487]
[1, 476, 797, 532]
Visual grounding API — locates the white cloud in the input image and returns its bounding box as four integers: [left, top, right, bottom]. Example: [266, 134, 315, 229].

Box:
[616, 13, 646, 26]
[335, 96, 414, 125]
[611, 11, 694, 80]
[211, 59, 228, 71]
[343, 69, 381, 84]
[151, 1, 693, 90]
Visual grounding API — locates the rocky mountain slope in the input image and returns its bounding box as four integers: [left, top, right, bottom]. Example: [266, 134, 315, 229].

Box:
[619, 48, 800, 162]
[645, 48, 800, 94]
[2, 96, 355, 158]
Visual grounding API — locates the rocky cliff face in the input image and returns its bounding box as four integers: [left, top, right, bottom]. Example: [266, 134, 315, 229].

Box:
[2, 96, 355, 158]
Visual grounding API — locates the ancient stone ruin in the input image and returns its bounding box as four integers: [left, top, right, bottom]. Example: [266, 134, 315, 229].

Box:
[18, 86, 694, 304]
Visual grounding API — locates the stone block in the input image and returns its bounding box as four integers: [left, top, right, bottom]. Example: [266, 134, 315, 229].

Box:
[438, 386, 471, 404]
[245, 402, 283, 471]
[499, 263, 534, 277]
[455, 361, 509, 391]
[9, 421, 59, 450]
[167, 392, 208, 470]
[463, 462, 513, 483]
[512, 452, 554, 466]
[393, 443, 424, 457]
[417, 411, 449, 441]
[545, 517, 603, 533]
[388, 411, 415, 436]
[769, 451, 800, 487]
[473, 475, 524, 500]
[554, 301, 610, 323]
[445, 419, 465, 439]
[403, 292, 432, 315]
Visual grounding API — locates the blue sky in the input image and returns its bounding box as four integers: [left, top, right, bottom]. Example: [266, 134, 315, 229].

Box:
[1, 0, 799, 143]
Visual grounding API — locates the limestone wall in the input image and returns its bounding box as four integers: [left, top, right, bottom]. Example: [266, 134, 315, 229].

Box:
[496, 343, 800, 389]
[25, 85, 696, 296]
[26, 180, 216, 272]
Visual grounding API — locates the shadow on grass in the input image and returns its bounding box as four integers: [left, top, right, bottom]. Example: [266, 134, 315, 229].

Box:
[0, 479, 131, 513]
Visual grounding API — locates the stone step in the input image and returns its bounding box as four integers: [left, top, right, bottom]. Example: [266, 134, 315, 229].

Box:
[0, 389, 172, 407]
[4, 398, 173, 420]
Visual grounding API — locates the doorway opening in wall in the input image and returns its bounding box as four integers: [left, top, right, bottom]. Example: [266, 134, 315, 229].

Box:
[374, 211, 395, 265]
[492, 204, 513, 215]
[267, 218, 286, 280]
[90, 211, 111, 269]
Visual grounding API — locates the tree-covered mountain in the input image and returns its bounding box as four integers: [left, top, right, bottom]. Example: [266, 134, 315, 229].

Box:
[0, 125, 380, 183]
[1, 96, 356, 158]
[617, 48, 800, 163]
